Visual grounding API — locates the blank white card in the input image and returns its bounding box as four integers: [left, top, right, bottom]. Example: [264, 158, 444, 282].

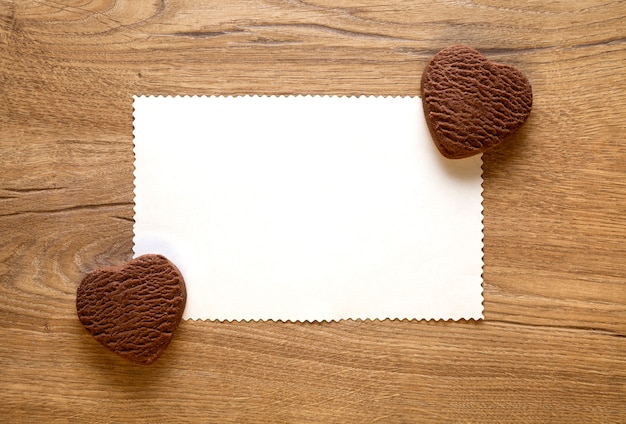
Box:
[133, 95, 483, 321]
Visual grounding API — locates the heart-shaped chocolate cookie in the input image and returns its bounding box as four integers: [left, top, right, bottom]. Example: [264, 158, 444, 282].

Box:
[421, 45, 532, 159]
[76, 254, 186, 365]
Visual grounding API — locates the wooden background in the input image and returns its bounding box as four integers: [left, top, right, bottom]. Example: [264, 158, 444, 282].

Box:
[1, 0, 625, 422]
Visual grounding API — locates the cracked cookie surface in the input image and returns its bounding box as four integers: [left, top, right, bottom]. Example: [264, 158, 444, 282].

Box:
[76, 254, 186, 365]
[421, 45, 532, 159]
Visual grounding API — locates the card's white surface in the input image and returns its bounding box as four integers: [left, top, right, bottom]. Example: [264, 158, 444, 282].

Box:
[133, 95, 483, 321]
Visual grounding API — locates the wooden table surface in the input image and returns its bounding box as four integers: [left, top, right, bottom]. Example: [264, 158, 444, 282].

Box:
[1, 1, 625, 422]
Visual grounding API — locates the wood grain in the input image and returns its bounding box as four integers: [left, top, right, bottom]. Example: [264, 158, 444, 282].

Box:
[1, 0, 625, 422]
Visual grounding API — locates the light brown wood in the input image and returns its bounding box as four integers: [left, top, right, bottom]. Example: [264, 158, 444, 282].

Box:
[1, 1, 625, 422]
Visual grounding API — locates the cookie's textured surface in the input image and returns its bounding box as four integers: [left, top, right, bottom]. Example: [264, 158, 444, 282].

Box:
[76, 254, 186, 365]
[421, 45, 532, 159]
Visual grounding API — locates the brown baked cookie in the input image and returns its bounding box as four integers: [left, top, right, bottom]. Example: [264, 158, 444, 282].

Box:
[421, 45, 532, 159]
[76, 254, 186, 365]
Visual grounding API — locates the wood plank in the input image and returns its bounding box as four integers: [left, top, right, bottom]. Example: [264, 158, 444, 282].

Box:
[1, 0, 624, 422]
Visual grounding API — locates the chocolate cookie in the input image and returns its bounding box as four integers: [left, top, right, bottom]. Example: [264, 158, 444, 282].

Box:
[421, 45, 532, 159]
[76, 254, 186, 365]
